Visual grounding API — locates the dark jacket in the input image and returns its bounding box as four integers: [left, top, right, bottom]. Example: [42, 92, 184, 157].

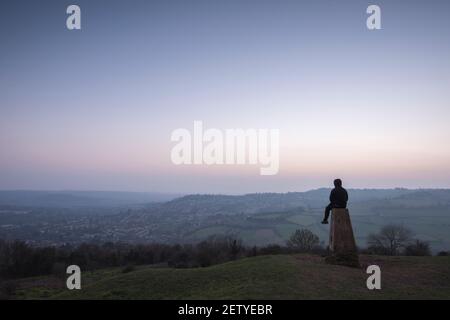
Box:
[329, 187, 348, 208]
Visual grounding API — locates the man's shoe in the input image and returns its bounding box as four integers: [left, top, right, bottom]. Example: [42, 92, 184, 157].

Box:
[321, 220, 328, 224]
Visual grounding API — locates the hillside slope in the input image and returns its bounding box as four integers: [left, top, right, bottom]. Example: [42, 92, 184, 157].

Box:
[15, 254, 450, 300]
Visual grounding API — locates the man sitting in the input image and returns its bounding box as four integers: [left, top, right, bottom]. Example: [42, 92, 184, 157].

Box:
[321, 179, 348, 224]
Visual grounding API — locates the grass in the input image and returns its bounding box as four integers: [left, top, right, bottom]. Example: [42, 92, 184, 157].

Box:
[11, 254, 450, 300]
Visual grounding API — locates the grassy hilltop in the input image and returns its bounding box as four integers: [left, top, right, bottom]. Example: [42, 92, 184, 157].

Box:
[12, 254, 450, 300]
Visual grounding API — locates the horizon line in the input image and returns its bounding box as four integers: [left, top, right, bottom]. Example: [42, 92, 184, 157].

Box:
[1, 187, 450, 196]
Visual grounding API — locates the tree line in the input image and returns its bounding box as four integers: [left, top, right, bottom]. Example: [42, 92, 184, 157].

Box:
[0, 235, 305, 279]
[0, 224, 446, 281]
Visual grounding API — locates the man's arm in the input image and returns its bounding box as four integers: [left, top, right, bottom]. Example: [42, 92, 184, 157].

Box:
[329, 189, 335, 203]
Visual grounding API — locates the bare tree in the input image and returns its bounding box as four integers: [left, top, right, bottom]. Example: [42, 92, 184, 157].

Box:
[405, 240, 431, 256]
[367, 225, 413, 255]
[287, 229, 319, 252]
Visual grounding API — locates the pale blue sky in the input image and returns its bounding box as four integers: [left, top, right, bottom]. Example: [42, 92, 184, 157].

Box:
[1, 0, 450, 193]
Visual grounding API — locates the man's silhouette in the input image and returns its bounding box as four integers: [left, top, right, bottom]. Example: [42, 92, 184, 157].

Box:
[321, 179, 348, 224]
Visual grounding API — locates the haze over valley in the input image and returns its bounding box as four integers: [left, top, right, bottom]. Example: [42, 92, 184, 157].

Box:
[1, 188, 449, 253]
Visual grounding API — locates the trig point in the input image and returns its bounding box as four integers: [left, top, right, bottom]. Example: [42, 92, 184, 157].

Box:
[326, 208, 360, 268]
[321, 179, 359, 268]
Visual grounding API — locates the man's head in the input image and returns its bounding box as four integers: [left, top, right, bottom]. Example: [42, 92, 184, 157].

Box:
[334, 179, 342, 188]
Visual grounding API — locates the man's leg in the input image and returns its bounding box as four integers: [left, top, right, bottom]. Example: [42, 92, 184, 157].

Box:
[322, 203, 332, 224]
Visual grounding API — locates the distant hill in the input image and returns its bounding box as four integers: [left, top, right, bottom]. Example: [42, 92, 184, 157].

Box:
[1, 189, 450, 251]
[156, 188, 428, 215]
[134, 189, 450, 251]
[13, 254, 450, 300]
[2, 188, 448, 211]
[0, 191, 181, 208]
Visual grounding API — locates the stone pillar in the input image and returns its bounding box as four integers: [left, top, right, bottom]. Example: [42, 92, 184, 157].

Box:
[326, 208, 360, 267]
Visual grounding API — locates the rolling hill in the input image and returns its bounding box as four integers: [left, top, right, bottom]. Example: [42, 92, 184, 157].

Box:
[12, 254, 450, 300]
[2, 189, 450, 251]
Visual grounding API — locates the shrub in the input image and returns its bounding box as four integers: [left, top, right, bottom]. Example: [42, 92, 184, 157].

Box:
[404, 240, 431, 256]
[287, 229, 320, 252]
[0, 281, 17, 299]
[121, 265, 136, 273]
[258, 244, 284, 255]
[367, 225, 413, 256]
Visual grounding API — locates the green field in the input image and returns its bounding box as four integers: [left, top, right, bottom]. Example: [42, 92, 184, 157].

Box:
[12, 254, 450, 300]
[180, 211, 450, 252]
